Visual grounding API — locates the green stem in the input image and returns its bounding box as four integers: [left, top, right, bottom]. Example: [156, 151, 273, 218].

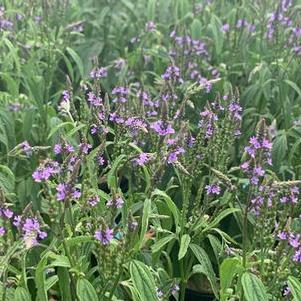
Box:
[108, 270, 122, 300]
[179, 258, 187, 301]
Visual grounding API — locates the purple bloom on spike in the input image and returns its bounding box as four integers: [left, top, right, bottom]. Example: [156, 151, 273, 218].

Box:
[72, 189, 81, 199]
[21, 141, 32, 156]
[22, 217, 47, 248]
[3, 208, 13, 219]
[88, 195, 99, 207]
[135, 153, 150, 166]
[115, 197, 124, 208]
[150, 120, 175, 136]
[221, 23, 230, 33]
[0, 226, 5, 236]
[253, 166, 265, 177]
[54, 144, 62, 154]
[278, 231, 287, 240]
[167, 147, 185, 164]
[13, 215, 22, 227]
[293, 248, 301, 262]
[94, 227, 114, 245]
[205, 184, 221, 195]
[56, 183, 69, 201]
[289, 234, 300, 249]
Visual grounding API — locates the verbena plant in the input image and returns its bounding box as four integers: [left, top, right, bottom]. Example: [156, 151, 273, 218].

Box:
[1, 0, 301, 301]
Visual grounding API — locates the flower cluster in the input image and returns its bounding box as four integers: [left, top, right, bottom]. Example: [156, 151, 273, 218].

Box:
[32, 159, 60, 182]
[94, 226, 114, 245]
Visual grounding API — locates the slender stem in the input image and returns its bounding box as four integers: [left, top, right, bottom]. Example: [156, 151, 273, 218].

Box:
[108, 270, 122, 300]
[242, 205, 248, 269]
[179, 258, 187, 301]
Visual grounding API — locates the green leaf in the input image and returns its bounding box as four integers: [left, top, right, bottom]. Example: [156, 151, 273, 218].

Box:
[147, 0, 156, 20]
[138, 198, 151, 249]
[209, 14, 223, 56]
[0, 165, 15, 194]
[178, 234, 191, 260]
[152, 189, 180, 232]
[208, 234, 222, 261]
[272, 133, 287, 168]
[189, 243, 218, 298]
[220, 257, 242, 300]
[288, 276, 301, 301]
[241, 272, 268, 301]
[58, 267, 72, 301]
[35, 256, 48, 301]
[47, 121, 74, 139]
[66, 47, 84, 79]
[65, 236, 93, 248]
[14, 287, 31, 301]
[151, 234, 176, 253]
[45, 275, 58, 291]
[107, 154, 126, 190]
[284, 79, 301, 99]
[191, 19, 202, 40]
[77, 278, 98, 301]
[48, 254, 71, 268]
[205, 208, 241, 230]
[130, 260, 157, 301]
[66, 123, 86, 137]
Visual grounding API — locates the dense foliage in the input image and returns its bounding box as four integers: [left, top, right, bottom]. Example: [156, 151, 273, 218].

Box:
[1, 0, 301, 300]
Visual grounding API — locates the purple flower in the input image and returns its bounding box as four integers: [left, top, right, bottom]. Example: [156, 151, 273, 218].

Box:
[249, 136, 261, 149]
[114, 58, 125, 69]
[88, 196, 99, 207]
[22, 218, 47, 248]
[150, 120, 175, 136]
[97, 155, 105, 166]
[280, 196, 288, 204]
[90, 67, 107, 79]
[32, 160, 60, 182]
[13, 215, 22, 227]
[115, 197, 124, 208]
[253, 166, 265, 177]
[79, 143, 92, 154]
[250, 176, 259, 186]
[199, 77, 212, 93]
[221, 23, 230, 33]
[72, 189, 81, 199]
[262, 139, 272, 150]
[293, 248, 301, 262]
[112, 86, 130, 103]
[56, 183, 69, 201]
[0, 226, 5, 236]
[94, 227, 114, 245]
[145, 21, 156, 31]
[161, 65, 182, 83]
[62, 90, 70, 102]
[21, 141, 32, 156]
[241, 161, 250, 171]
[167, 147, 185, 164]
[289, 234, 300, 249]
[205, 184, 221, 195]
[87, 91, 102, 106]
[135, 153, 150, 166]
[2, 208, 14, 219]
[54, 144, 62, 154]
[278, 231, 287, 240]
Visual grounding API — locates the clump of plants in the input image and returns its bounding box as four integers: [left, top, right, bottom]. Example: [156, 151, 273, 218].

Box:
[1, 1, 301, 301]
